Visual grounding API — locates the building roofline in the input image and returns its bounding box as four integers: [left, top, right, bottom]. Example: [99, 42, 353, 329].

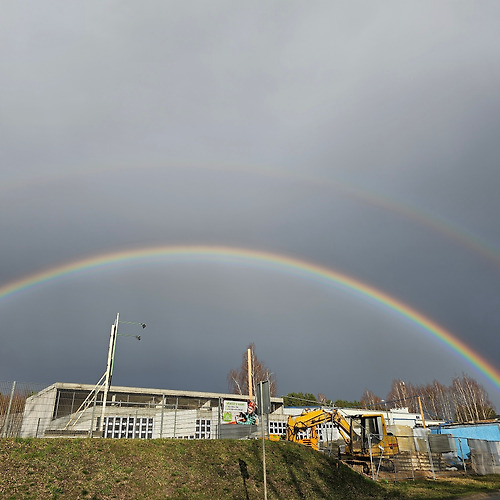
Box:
[40, 382, 283, 403]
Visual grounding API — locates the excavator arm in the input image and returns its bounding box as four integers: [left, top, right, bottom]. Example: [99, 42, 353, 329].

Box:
[286, 408, 398, 459]
[286, 408, 350, 451]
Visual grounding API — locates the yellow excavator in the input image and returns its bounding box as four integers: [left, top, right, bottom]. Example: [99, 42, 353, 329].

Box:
[286, 408, 398, 468]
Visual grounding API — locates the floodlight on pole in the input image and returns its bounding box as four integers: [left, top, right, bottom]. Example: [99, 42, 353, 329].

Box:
[120, 321, 146, 329]
[118, 334, 142, 341]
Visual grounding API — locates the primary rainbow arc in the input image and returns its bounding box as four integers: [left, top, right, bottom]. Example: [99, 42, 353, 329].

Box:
[1, 244, 499, 391]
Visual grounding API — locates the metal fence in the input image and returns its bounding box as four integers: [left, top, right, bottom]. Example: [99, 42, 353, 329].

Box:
[318, 430, 499, 480]
[3, 381, 265, 441]
[0, 381, 47, 438]
[371, 433, 466, 481]
[4, 381, 500, 480]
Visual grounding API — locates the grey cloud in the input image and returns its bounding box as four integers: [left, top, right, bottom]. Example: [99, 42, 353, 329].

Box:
[1, 2, 500, 408]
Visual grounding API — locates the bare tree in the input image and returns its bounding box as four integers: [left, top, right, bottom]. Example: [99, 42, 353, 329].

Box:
[418, 380, 454, 422]
[386, 379, 418, 412]
[363, 374, 496, 423]
[317, 393, 327, 404]
[451, 373, 495, 422]
[227, 343, 277, 397]
[360, 389, 384, 410]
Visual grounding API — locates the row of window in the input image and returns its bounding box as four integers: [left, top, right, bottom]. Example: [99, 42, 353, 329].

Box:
[104, 416, 154, 439]
[102, 417, 335, 441]
[103, 417, 212, 439]
[269, 421, 338, 441]
[196, 419, 211, 439]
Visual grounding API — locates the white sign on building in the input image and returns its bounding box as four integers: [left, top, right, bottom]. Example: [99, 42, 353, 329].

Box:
[222, 400, 248, 424]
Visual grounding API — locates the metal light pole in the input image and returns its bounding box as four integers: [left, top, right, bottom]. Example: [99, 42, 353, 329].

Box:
[257, 381, 271, 500]
[98, 313, 145, 435]
[99, 313, 119, 434]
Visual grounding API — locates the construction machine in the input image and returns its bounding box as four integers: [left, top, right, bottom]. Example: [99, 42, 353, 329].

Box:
[286, 408, 398, 470]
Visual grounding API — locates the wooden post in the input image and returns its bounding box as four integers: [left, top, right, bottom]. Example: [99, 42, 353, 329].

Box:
[247, 348, 253, 399]
[418, 396, 426, 428]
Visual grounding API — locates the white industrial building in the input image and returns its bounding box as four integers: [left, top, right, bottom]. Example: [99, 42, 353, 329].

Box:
[20, 382, 440, 443]
[20, 382, 284, 439]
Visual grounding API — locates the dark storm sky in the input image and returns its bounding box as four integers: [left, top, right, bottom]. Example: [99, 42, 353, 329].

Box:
[2, 1, 500, 408]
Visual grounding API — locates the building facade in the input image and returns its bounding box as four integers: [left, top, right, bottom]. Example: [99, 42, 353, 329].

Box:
[20, 382, 440, 442]
[20, 382, 284, 439]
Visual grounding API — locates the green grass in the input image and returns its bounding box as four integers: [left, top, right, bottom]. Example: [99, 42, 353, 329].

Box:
[1, 438, 500, 499]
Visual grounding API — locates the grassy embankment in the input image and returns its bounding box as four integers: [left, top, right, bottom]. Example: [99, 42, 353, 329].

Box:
[1, 438, 500, 499]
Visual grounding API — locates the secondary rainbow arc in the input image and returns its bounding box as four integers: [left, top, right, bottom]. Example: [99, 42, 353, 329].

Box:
[1, 244, 499, 390]
[4, 163, 500, 270]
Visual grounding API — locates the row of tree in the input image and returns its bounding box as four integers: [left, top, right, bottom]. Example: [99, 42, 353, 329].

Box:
[227, 345, 496, 423]
[282, 392, 361, 408]
[361, 375, 496, 423]
[282, 377, 496, 423]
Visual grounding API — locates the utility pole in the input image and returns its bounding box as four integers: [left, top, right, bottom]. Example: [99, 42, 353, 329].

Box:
[247, 348, 253, 399]
[418, 396, 426, 429]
